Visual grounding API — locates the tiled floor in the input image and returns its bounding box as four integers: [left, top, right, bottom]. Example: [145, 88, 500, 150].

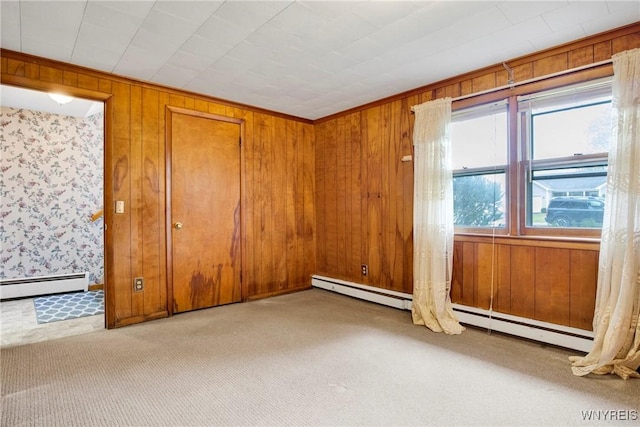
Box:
[0, 297, 104, 348]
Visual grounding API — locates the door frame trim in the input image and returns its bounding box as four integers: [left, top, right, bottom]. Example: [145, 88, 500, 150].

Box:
[165, 106, 245, 316]
[0, 77, 115, 328]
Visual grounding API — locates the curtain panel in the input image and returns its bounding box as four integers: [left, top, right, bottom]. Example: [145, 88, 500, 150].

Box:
[570, 48, 640, 379]
[412, 98, 464, 335]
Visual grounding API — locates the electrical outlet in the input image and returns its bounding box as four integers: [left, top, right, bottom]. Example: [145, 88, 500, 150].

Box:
[133, 277, 144, 292]
[361, 264, 368, 276]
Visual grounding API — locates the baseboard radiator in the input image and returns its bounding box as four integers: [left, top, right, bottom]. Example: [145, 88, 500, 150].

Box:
[0, 273, 88, 300]
[311, 275, 594, 353]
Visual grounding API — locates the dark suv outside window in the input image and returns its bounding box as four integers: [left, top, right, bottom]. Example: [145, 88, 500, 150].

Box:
[545, 197, 605, 228]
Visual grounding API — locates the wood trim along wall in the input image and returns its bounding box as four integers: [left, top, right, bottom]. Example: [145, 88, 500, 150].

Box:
[2, 22, 637, 330]
[164, 106, 246, 315]
[314, 22, 640, 124]
[2, 50, 316, 328]
[313, 22, 640, 331]
[1, 49, 313, 125]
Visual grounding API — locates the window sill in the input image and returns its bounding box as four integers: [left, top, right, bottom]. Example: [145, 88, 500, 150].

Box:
[454, 232, 601, 250]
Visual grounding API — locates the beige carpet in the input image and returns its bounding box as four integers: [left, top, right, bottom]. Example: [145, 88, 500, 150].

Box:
[1, 289, 639, 426]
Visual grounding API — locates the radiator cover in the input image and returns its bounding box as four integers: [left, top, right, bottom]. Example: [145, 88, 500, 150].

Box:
[0, 273, 88, 300]
[311, 275, 594, 353]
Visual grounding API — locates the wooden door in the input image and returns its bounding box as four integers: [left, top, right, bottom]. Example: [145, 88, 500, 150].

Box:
[168, 109, 242, 313]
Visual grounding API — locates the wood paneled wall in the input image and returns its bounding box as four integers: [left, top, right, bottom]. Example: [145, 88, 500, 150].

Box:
[315, 100, 416, 294]
[314, 23, 640, 329]
[451, 237, 598, 331]
[2, 23, 638, 331]
[1, 50, 316, 328]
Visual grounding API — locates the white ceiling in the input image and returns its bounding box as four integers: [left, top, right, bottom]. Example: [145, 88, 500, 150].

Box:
[1, 1, 638, 120]
[0, 84, 103, 117]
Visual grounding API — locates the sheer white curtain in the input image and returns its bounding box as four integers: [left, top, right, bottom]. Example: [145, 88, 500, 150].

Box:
[570, 48, 640, 379]
[412, 98, 464, 335]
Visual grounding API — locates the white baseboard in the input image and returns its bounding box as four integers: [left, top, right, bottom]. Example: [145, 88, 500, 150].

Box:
[0, 273, 88, 300]
[311, 275, 593, 353]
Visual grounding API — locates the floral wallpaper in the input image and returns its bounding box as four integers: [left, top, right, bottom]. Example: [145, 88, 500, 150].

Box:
[0, 106, 104, 284]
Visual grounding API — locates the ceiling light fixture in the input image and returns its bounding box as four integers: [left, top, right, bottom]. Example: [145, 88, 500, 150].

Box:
[49, 93, 73, 105]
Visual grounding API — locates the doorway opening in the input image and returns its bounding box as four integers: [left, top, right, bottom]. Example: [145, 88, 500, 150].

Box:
[0, 84, 106, 347]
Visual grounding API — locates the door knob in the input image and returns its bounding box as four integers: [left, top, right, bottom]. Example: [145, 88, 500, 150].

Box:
[174, 222, 183, 230]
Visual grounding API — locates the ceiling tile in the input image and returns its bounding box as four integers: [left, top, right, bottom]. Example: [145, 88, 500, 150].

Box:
[214, 1, 292, 31]
[97, 0, 155, 19]
[324, 12, 379, 44]
[490, 16, 554, 46]
[139, 8, 201, 40]
[605, 0, 640, 14]
[71, 43, 123, 72]
[21, 37, 73, 63]
[268, 2, 330, 37]
[362, 15, 429, 49]
[245, 22, 293, 47]
[113, 45, 169, 81]
[20, 1, 86, 61]
[497, 1, 568, 24]
[74, 21, 133, 57]
[400, 1, 501, 40]
[382, 30, 460, 63]
[480, 35, 536, 66]
[82, 1, 144, 34]
[337, 36, 387, 62]
[286, 64, 333, 83]
[307, 51, 359, 74]
[20, 0, 86, 24]
[454, 33, 534, 71]
[352, 1, 422, 27]
[153, 63, 200, 89]
[2, 0, 638, 121]
[542, 1, 610, 32]
[346, 57, 387, 77]
[298, 0, 364, 19]
[232, 70, 276, 88]
[208, 55, 253, 75]
[196, 15, 253, 46]
[282, 86, 320, 101]
[130, 27, 183, 53]
[253, 84, 286, 97]
[248, 60, 289, 77]
[225, 41, 277, 66]
[168, 50, 215, 72]
[180, 35, 233, 61]
[0, 1, 20, 51]
[153, 0, 224, 24]
[528, 24, 585, 51]
[379, 4, 511, 64]
[362, 1, 500, 57]
[183, 70, 235, 94]
[201, 80, 250, 97]
[270, 44, 315, 65]
[581, 2, 640, 34]
[288, 34, 343, 57]
[447, 5, 513, 41]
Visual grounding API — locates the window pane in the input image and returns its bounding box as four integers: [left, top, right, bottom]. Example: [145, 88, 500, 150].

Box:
[451, 111, 507, 169]
[532, 102, 612, 160]
[453, 173, 505, 227]
[529, 166, 607, 228]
